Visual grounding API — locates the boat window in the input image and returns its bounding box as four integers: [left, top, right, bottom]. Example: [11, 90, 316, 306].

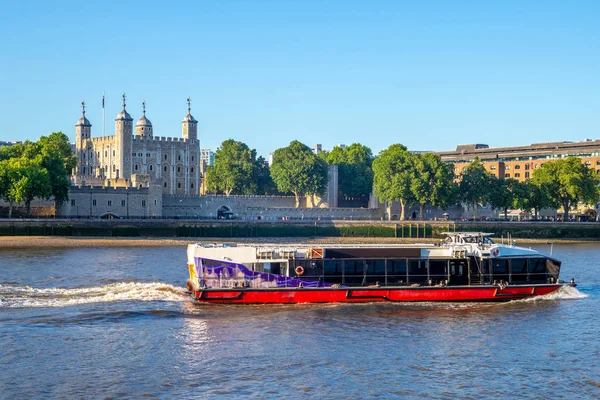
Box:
[484, 237, 494, 245]
[408, 260, 428, 284]
[510, 259, 528, 283]
[344, 260, 365, 285]
[365, 260, 385, 286]
[387, 259, 407, 285]
[491, 259, 509, 282]
[528, 258, 547, 282]
[323, 260, 343, 284]
[429, 260, 447, 285]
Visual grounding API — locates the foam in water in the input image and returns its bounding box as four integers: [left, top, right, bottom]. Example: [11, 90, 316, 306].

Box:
[0, 282, 190, 308]
[517, 285, 588, 303]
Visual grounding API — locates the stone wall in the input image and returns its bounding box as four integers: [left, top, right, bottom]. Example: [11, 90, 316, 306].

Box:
[56, 185, 162, 218]
[162, 194, 380, 220]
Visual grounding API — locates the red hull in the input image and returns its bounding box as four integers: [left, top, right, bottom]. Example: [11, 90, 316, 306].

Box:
[187, 284, 565, 304]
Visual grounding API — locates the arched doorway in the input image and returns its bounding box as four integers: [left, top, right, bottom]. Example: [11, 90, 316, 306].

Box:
[217, 205, 234, 220]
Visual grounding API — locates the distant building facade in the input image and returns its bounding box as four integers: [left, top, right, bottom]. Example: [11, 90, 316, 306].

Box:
[200, 149, 215, 166]
[438, 140, 600, 181]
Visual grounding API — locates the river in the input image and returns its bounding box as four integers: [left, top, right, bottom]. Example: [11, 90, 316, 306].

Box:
[1, 242, 599, 399]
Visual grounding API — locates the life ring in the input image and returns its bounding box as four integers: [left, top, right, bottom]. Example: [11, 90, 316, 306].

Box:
[492, 248, 499, 257]
[295, 266, 304, 276]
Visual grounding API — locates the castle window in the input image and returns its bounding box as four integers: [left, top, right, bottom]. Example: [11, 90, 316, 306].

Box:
[138, 153, 142, 157]
[83, 167, 86, 174]
[178, 183, 181, 188]
[178, 155, 181, 161]
[135, 164, 139, 171]
[113, 150, 115, 157]
[163, 166, 167, 172]
[132, 152, 136, 157]
[177, 166, 181, 173]
[113, 164, 116, 172]
[192, 156, 194, 161]
[142, 200, 146, 207]
[146, 153, 150, 157]
[164, 155, 167, 160]
[154, 200, 157, 206]
[108, 200, 112, 206]
[190, 167, 194, 173]
[93, 199, 97, 206]
[105, 151, 108, 157]
[71, 199, 75, 206]
[121, 200, 126, 206]
[149, 165, 153, 171]
[164, 182, 167, 188]
[191, 183, 194, 189]
[83, 153, 86, 159]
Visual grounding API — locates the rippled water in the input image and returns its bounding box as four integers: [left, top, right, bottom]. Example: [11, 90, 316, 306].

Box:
[1, 243, 599, 399]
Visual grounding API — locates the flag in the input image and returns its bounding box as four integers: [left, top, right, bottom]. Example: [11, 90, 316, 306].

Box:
[102, 92, 105, 109]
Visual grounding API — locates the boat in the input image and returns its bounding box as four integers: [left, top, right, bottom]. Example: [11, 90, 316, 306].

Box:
[185, 232, 575, 304]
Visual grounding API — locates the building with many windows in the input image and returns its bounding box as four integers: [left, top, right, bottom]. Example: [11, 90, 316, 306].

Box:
[437, 140, 600, 181]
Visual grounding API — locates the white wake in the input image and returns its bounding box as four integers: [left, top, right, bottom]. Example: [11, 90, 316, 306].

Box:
[518, 285, 588, 302]
[0, 282, 190, 308]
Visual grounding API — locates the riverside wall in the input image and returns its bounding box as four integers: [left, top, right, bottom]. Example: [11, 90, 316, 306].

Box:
[0, 220, 599, 239]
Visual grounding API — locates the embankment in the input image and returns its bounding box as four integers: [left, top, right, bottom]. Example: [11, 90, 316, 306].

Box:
[0, 219, 599, 240]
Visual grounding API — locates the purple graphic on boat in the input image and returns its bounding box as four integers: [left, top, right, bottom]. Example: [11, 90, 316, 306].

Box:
[194, 258, 331, 288]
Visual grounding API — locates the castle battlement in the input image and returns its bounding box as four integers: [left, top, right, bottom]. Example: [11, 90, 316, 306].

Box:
[73, 94, 201, 197]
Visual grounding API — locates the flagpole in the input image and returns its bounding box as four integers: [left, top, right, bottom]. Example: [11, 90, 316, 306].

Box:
[102, 91, 105, 137]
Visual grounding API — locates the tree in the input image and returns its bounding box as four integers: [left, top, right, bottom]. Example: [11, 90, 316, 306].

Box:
[205, 139, 258, 196]
[270, 141, 328, 207]
[515, 180, 552, 220]
[410, 153, 457, 219]
[321, 144, 374, 202]
[532, 157, 600, 221]
[459, 157, 493, 218]
[38, 132, 77, 206]
[254, 156, 278, 195]
[6, 157, 52, 216]
[488, 177, 522, 220]
[372, 144, 414, 220]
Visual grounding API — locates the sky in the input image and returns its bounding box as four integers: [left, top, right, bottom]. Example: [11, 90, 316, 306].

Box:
[0, 0, 598, 158]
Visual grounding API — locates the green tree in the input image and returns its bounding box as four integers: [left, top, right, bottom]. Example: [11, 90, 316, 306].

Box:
[38, 132, 77, 206]
[270, 140, 328, 207]
[489, 177, 523, 220]
[372, 144, 414, 220]
[6, 157, 52, 216]
[459, 157, 493, 218]
[205, 139, 258, 196]
[515, 180, 553, 220]
[532, 157, 600, 221]
[410, 153, 457, 219]
[321, 143, 374, 203]
[254, 156, 278, 195]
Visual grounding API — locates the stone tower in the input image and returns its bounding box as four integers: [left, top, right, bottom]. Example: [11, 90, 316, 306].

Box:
[182, 97, 198, 141]
[115, 93, 133, 180]
[75, 101, 92, 176]
[135, 101, 153, 138]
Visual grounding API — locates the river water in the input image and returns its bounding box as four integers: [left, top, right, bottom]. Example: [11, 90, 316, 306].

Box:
[1, 242, 598, 399]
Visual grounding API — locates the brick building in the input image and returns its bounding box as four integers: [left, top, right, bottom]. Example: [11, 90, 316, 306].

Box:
[437, 140, 600, 181]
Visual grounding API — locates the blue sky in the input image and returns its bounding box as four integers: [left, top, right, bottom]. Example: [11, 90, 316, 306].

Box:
[0, 1, 598, 158]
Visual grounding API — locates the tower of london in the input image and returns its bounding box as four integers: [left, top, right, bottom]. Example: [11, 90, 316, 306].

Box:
[73, 94, 200, 196]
